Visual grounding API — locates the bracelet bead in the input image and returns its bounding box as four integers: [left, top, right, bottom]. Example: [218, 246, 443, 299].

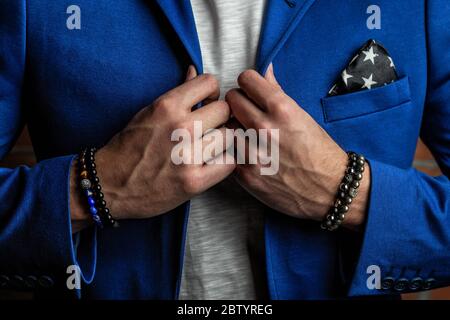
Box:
[321, 151, 366, 231]
[89, 206, 98, 215]
[80, 171, 88, 179]
[78, 147, 117, 228]
[348, 188, 358, 198]
[343, 174, 353, 183]
[80, 179, 92, 190]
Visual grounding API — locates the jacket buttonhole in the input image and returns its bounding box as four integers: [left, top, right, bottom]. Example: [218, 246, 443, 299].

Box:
[285, 0, 297, 8]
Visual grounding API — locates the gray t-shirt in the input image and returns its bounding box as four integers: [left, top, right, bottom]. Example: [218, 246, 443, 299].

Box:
[179, 0, 268, 300]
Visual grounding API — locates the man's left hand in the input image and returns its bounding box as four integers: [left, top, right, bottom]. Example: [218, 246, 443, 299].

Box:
[225, 64, 370, 230]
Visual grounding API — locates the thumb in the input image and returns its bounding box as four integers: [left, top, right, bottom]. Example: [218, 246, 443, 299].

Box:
[185, 65, 197, 81]
[264, 63, 281, 88]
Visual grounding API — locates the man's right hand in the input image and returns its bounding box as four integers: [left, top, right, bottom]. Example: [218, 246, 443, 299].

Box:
[70, 67, 235, 231]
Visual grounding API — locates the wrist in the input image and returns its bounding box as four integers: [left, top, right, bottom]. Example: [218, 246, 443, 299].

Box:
[313, 149, 347, 221]
[95, 146, 123, 219]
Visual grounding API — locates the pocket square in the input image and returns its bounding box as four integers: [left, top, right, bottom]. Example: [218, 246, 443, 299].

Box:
[328, 39, 398, 96]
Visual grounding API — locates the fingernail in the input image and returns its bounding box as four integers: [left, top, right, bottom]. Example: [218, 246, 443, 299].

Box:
[266, 63, 274, 77]
[265, 63, 280, 86]
[186, 65, 196, 81]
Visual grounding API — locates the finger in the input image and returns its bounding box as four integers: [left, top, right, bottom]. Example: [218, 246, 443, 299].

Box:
[237, 69, 283, 112]
[233, 125, 259, 167]
[185, 66, 216, 108]
[225, 89, 265, 129]
[199, 153, 236, 190]
[185, 65, 197, 81]
[159, 73, 220, 111]
[201, 127, 234, 163]
[264, 63, 281, 88]
[190, 100, 231, 133]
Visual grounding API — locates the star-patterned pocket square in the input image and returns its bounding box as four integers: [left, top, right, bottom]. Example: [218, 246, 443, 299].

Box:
[328, 39, 398, 96]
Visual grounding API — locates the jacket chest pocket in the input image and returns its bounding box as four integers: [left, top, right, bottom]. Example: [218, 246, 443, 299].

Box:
[320, 77, 419, 167]
[321, 76, 411, 123]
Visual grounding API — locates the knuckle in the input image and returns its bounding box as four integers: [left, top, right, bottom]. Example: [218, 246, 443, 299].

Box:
[257, 119, 272, 130]
[173, 120, 193, 134]
[202, 73, 219, 89]
[157, 104, 174, 119]
[153, 96, 173, 110]
[181, 168, 203, 194]
[265, 92, 285, 109]
[275, 103, 294, 120]
[216, 100, 231, 116]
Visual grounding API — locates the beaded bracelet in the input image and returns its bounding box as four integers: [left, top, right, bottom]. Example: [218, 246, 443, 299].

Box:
[321, 151, 366, 231]
[78, 148, 117, 228]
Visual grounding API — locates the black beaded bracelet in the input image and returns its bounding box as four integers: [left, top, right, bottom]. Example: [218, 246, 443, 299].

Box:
[78, 148, 118, 228]
[321, 151, 366, 231]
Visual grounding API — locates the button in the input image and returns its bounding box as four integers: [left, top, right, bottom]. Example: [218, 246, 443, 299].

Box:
[409, 277, 423, 290]
[422, 278, 436, 290]
[24, 275, 38, 289]
[394, 278, 409, 292]
[38, 275, 54, 288]
[0, 275, 10, 288]
[10, 275, 25, 288]
[381, 277, 395, 290]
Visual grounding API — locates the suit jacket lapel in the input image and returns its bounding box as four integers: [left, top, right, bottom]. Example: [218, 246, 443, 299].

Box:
[155, 0, 317, 76]
[256, 0, 317, 73]
[155, 0, 203, 73]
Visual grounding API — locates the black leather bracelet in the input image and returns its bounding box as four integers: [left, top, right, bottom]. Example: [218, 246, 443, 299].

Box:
[321, 151, 366, 231]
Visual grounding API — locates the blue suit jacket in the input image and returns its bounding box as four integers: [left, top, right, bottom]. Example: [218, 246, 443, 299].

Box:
[0, 0, 449, 299]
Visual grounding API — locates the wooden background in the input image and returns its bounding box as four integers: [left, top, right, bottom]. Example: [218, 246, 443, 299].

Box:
[0, 128, 448, 299]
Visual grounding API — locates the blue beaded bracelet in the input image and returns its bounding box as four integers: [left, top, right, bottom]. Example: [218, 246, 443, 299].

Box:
[78, 148, 117, 228]
[85, 186, 103, 228]
[78, 156, 103, 228]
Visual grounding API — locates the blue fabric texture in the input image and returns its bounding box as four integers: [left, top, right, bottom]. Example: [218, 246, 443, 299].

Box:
[0, 0, 449, 299]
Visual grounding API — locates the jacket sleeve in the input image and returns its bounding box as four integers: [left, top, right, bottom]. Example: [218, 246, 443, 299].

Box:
[0, 0, 96, 295]
[348, 0, 450, 296]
